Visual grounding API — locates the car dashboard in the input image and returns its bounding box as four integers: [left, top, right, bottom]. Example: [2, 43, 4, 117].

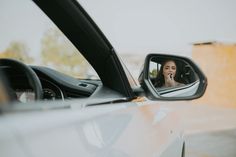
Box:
[3, 66, 99, 102]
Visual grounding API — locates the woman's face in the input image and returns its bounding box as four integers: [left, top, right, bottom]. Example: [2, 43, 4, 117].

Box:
[162, 60, 177, 79]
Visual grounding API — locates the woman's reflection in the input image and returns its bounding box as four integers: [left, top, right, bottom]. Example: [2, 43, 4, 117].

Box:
[154, 60, 185, 88]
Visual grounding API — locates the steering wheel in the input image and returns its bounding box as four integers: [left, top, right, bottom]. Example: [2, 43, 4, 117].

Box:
[0, 58, 43, 101]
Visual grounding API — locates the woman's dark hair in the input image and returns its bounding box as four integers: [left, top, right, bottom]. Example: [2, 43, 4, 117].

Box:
[154, 59, 183, 88]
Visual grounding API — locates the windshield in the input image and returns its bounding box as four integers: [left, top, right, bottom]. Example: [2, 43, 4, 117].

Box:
[0, 0, 99, 80]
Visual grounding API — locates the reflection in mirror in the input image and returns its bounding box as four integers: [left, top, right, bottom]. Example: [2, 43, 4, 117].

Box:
[149, 56, 200, 97]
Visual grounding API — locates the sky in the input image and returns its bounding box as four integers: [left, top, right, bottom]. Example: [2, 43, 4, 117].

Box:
[78, 0, 236, 56]
[1, 0, 236, 58]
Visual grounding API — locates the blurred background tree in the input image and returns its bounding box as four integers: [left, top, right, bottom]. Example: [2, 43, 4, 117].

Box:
[149, 69, 158, 78]
[41, 27, 90, 78]
[0, 28, 98, 79]
[0, 41, 33, 63]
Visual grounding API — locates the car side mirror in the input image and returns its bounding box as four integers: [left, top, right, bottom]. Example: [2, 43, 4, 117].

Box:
[138, 54, 207, 100]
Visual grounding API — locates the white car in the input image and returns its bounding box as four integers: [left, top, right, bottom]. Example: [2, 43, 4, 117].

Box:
[0, 0, 236, 157]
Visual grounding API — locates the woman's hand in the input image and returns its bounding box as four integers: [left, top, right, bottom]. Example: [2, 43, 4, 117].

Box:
[165, 74, 176, 87]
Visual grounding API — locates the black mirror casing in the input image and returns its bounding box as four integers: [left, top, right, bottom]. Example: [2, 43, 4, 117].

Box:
[139, 54, 207, 100]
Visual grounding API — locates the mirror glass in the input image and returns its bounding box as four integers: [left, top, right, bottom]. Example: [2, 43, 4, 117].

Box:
[148, 56, 200, 97]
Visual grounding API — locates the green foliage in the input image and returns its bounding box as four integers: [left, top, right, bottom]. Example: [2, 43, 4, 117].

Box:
[0, 41, 33, 63]
[41, 27, 90, 77]
[0, 27, 97, 79]
[149, 69, 158, 78]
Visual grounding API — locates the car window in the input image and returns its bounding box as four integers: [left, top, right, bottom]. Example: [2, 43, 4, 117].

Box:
[0, 0, 99, 80]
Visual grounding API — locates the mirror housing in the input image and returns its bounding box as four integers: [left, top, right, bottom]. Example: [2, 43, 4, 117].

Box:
[139, 54, 207, 100]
